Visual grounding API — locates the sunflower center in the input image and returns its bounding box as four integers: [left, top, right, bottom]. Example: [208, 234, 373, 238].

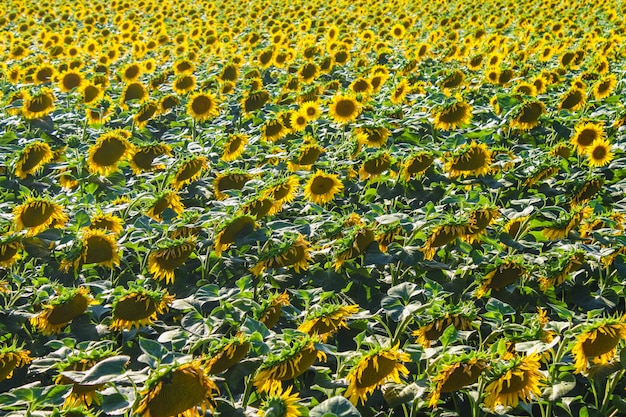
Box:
[247, 199, 274, 218]
[147, 367, 211, 417]
[407, 155, 434, 174]
[489, 265, 524, 289]
[518, 102, 542, 122]
[244, 92, 269, 112]
[21, 202, 55, 227]
[0, 244, 19, 262]
[592, 146, 607, 160]
[264, 121, 284, 138]
[217, 174, 250, 192]
[154, 244, 194, 270]
[27, 94, 53, 113]
[46, 294, 89, 325]
[576, 129, 597, 146]
[63, 73, 82, 90]
[582, 329, 622, 357]
[84, 235, 115, 264]
[429, 226, 459, 248]
[499, 371, 529, 394]
[92, 138, 127, 167]
[0, 357, 19, 381]
[19, 146, 49, 173]
[191, 95, 212, 115]
[123, 83, 146, 102]
[133, 147, 167, 170]
[176, 159, 204, 183]
[335, 99, 356, 117]
[450, 147, 488, 171]
[83, 85, 101, 103]
[310, 176, 334, 195]
[298, 147, 322, 165]
[440, 362, 485, 393]
[114, 295, 158, 321]
[561, 90, 583, 109]
[228, 137, 243, 153]
[363, 156, 390, 175]
[439, 103, 468, 123]
[278, 346, 318, 380]
[355, 355, 398, 388]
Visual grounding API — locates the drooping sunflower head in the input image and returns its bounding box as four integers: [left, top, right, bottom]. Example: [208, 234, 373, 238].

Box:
[31, 286, 96, 335]
[0, 343, 32, 382]
[257, 385, 304, 417]
[87, 213, 124, 235]
[483, 354, 544, 411]
[242, 195, 279, 219]
[254, 335, 326, 393]
[433, 99, 472, 131]
[135, 360, 218, 417]
[593, 75, 617, 100]
[444, 142, 492, 178]
[120, 81, 148, 109]
[421, 219, 465, 260]
[354, 126, 391, 149]
[328, 93, 361, 124]
[344, 343, 410, 405]
[570, 122, 605, 154]
[297, 304, 359, 342]
[262, 176, 300, 205]
[204, 334, 251, 375]
[359, 151, 393, 180]
[187, 91, 220, 121]
[133, 101, 159, 129]
[14, 141, 54, 179]
[334, 226, 377, 270]
[146, 190, 185, 221]
[110, 284, 175, 331]
[510, 101, 544, 130]
[288, 142, 326, 171]
[214, 215, 257, 257]
[0, 234, 23, 268]
[572, 315, 626, 374]
[13, 197, 68, 236]
[222, 133, 249, 161]
[428, 352, 489, 407]
[459, 206, 500, 243]
[172, 156, 207, 189]
[413, 302, 477, 347]
[148, 239, 196, 284]
[304, 170, 344, 205]
[213, 170, 253, 200]
[251, 233, 312, 276]
[475, 256, 526, 299]
[559, 88, 585, 111]
[22, 87, 55, 119]
[257, 291, 291, 329]
[87, 129, 134, 176]
[130, 144, 172, 174]
[401, 151, 436, 181]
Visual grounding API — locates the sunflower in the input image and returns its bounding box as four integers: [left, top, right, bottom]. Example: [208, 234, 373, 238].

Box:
[510, 101, 544, 130]
[570, 122, 605, 154]
[61, 229, 121, 271]
[254, 336, 326, 393]
[414, 309, 475, 347]
[475, 257, 526, 299]
[542, 205, 592, 240]
[592, 75, 617, 100]
[251, 234, 312, 276]
[82, 83, 104, 104]
[433, 100, 472, 130]
[390, 79, 410, 104]
[88, 213, 124, 235]
[158, 94, 181, 114]
[213, 171, 252, 200]
[146, 191, 185, 221]
[359, 151, 393, 180]
[172, 156, 207, 189]
[135, 360, 218, 417]
[0, 344, 31, 382]
[304, 171, 344, 205]
[559, 88, 585, 111]
[421, 221, 464, 260]
[110, 286, 174, 331]
[0, 235, 22, 268]
[148, 240, 196, 284]
[261, 118, 288, 142]
[328, 94, 361, 124]
[58, 69, 85, 92]
[13, 197, 68, 236]
[503, 215, 530, 240]
[22, 88, 55, 119]
[205, 335, 251, 375]
[298, 304, 359, 342]
[134, 101, 159, 129]
[263, 176, 300, 205]
[288, 143, 325, 171]
[87, 129, 134, 176]
[187, 91, 219, 121]
[571, 179, 603, 207]
[538, 249, 585, 291]
[85, 96, 115, 125]
[444, 142, 492, 178]
[572, 316, 626, 375]
[130, 144, 172, 173]
[586, 138, 613, 167]
[14, 141, 54, 179]
[257, 386, 303, 417]
[345, 343, 410, 405]
[258, 292, 291, 329]
[334, 227, 377, 270]
[290, 110, 309, 132]
[120, 81, 148, 109]
[241, 90, 270, 114]
[172, 74, 196, 95]
[401, 152, 435, 181]
[214, 215, 257, 257]
[300, 100, 321, 121]
[120, 62, 142, 82]
[428, 354, 488, 407]
[31, 287, 95, 334]
[243, 195, 279, 219]
[355, 126, 390, 148]
[222, 133, 249, 161]
[483, 355, 544, 411]
[460, 207, 500, 243]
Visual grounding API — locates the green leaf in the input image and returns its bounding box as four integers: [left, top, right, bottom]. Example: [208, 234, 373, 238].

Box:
[542, 372, 576, 401]
[383, 381, 428, 408]
[139, 337, 167, 359]
[309, 396, 361, 417]
[62, 356, 130, 385]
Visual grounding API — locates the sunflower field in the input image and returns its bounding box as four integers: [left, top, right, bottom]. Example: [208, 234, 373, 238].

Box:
[1, 0, 626, 416]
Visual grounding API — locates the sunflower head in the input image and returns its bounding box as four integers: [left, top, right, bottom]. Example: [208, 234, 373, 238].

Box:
[31, 286, 96, 335]
[14, 141, 54, 179]
[586, 138, 613, 168]
[572, 315, 626, 374]
[214, 215, 257, 257]
[110, 284, 175, 331]
[172, 156, 207, 189]
[433, 99, 472, 130]
[0, 343, 32, 382]
[475, 256, 526, 299]
[251, 234, 312, 276]
[570, 122, 605, 155]
[344, 343, 410, 405]
[444, 142, 492, 178]
[334, 226, 377, 270]
[510, 101, 544, 130]
[88, 213, 124, 235]
[148, 239, 196, 284]
[129, 144, 172, 174]
[204, 335, 251, 375]
[222, 133, 249, 161]
[187, 91, 220, 121]
[428, 352, 489, 407]
[559, 88, 585, 111]
[483, 354, 544, 411]
[23, 87, 55, 119]
[329, 93, 361, 124]
[257, 386, 304, 417]
[87, 129, 134, 176]
[304, 170, 344, 205]
[297, 304, 359, 342]
[146, 190, 185, 221]
[0, 234, 23, 268]
[136, 360, 218, 417]
[258, 292, 291, 329]
[401, 152, 435, 181]
[13, 197, 69, 236]
[421, 219, 465, 260]
[213, 170, 252, 200]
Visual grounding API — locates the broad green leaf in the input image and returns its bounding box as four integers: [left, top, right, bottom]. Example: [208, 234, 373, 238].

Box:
[309, 396, 361, 417]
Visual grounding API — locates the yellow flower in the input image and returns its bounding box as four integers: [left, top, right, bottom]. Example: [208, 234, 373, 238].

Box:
[257, 386, 303, 417]
[586, 138, 613, 167]
[135, 361, 218, 417]
[460, 207, 500, 244]
[134, 101, 159, 129]
[334, 227, 377, 270]
[146, 191, 185, 221]
[421, 223, 463, 260]
[251, 234, 312, 276]
[510, 101, 544, 130]
[401, 152, 435, 181]
[592, 75, 617, 100]
[359, 151, 392, 180]
[22, 88, 55, 119]
[475, 258, 526, 298]
[433, 100, 472, 130]
[414, 314, 474, 347]
[572, 316, 626, 374]
[0, 345, 32, 382]
[130, 144, 172, 174]
[148, 240, 195, 284]
[254, 337, 326, 393]
[214, 215, 257, 257]
[258, 292, 290, 329]
[444, 142, 492, 178]
[31, 287, 95, 334]
[87, 130, 134, 176]
[429, 356, 487, 407]
[110, 288, 174, 331]
[570, 122, 605, 155]
[0, 236, 22, 268]
[345, 344, 410, 405]
[14, 141, 54, 179]
[87, 213, 124, 235]
[483, 355, 544, 411]
[187, 91, 219, 121]
[559, 88, 585, 111]
[304, 171, 344, 205]
[205, 335, 251, 375]
[328, 94, 361, 124]
[298, 304, 359, 342]
[213, 171, 252, 200]
[13, 198, 68, 236]
[172, 156, 207, 189]
[222, 134, 249, 161]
